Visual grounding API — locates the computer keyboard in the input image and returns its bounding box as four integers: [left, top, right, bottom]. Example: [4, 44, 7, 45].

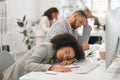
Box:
[106, 58, 120, 73]
[84, 45, 100, 57]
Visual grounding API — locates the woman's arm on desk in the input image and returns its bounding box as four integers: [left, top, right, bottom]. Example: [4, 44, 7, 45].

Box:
[25, 45, 71, 72]
[49, 65, 71, 72]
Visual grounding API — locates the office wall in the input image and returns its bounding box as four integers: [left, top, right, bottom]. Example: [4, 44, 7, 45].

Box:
[1, 0, 40, 52]
[1, 0, 59, 52]
[39, 0, 59, 16]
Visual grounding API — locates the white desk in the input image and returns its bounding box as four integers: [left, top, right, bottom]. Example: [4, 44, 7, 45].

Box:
[77, 27, 105, 44]
[77, 27, 105, 37]
[19, 61, 120, 80]
[19, 45, 120, 80]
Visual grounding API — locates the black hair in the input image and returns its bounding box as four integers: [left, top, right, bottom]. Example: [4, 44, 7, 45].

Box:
[84, 8, 91, 12]
[50, 33, 85, 60]
[73, 10, 87, 19]
[43, 7, 59, 20]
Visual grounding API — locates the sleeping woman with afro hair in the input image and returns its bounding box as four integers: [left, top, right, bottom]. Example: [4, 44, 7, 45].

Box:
[3, 33, 85, 80]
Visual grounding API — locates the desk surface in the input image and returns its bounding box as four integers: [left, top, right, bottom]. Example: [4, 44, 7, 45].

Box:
[19, 61, 120, 80]
[19, 45, 120, 80]
[77, 27, 105, 37]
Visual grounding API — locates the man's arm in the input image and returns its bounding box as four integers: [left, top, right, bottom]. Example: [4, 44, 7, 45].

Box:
[81, 42, 89, 50]
[81, 25, 92, 43]
[81, 18, 92, 50]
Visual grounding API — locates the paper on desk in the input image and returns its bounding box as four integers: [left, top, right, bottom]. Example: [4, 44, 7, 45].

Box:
[65, 64, 80, 69]
[71, 59, 100, 74]
[84, 45, 100, 57]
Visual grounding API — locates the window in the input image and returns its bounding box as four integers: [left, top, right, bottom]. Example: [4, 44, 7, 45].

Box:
[59, 0, 120, 24]
[59, 0, 85, 17]
[0, 2, 7, 52]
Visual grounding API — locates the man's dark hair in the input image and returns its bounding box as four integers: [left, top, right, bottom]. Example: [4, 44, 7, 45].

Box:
[73, 10, 87, 19]
[50, 33, 85, 60]
[43, 7, 58, 20]
[84, 8, 91, 12]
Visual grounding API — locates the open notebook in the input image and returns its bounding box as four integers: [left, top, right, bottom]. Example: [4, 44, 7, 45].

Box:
[72, 63, 99, 74]
[65, 59, 100, 74]
[45, 62, 99, 75]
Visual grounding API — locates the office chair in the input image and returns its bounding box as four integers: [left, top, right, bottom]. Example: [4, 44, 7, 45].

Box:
[0, 52, 15, 80]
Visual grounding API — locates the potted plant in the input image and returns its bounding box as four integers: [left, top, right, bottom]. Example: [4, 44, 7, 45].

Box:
[17, 15, 34, 50]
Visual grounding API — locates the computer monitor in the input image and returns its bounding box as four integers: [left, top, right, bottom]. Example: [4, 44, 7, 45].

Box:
[106, 7, 120, 69]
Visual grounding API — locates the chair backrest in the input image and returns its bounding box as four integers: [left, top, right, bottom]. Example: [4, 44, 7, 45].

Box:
[0, 52, 15, 80]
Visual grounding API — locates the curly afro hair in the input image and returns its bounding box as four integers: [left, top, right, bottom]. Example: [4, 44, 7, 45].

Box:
[50, 33, 85, 60]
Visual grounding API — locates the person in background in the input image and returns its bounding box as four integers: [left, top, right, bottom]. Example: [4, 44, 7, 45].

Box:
[84, 8, 102, 44]
[3, 33, 85, 80]
[84, 8, 101, 28]
[36, 7, 59, 45]
[45, 10, 92, 50]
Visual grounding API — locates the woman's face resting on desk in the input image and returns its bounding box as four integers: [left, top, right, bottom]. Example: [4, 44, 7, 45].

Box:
[50, 46, 75, 72]
[56, 47, 75, 65]
[49, 33, 85, 72]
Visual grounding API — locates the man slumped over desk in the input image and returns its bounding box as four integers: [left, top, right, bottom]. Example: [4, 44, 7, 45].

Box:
[45, 10, 92, 50]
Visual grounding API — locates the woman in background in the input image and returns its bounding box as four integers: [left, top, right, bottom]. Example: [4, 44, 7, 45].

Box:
[3, 33, 85, 80]
[36, 7, 59, 45]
